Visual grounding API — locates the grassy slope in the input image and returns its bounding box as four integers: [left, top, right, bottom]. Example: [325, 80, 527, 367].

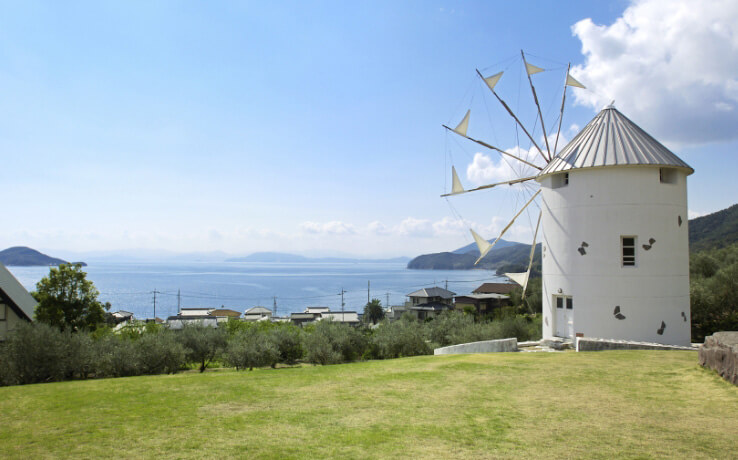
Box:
[1, 351, 736, 459]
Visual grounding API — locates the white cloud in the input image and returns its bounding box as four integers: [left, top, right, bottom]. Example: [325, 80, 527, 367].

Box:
[432, 217, 471, 236]
[397, 217, 434, 237]
[366, 221, 390, 236]
[298, 221, 356, 235]
[571, 0, 738, 146]
[688, 209, 704, 219]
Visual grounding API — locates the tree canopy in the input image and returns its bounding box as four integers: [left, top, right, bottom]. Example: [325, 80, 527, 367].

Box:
[33, 263, 108, 331]
[363, 298, 385, 324]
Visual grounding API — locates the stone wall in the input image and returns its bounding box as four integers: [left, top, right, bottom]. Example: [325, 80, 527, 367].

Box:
[699, 331, 738, 385]
[434, 338, 517, 355]
[576, 337, 695, 352]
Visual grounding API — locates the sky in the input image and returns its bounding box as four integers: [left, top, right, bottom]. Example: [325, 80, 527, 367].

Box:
[1, 0, 737, 259]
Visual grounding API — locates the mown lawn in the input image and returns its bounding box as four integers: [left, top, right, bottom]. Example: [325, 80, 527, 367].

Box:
[0, 351, 735, 459]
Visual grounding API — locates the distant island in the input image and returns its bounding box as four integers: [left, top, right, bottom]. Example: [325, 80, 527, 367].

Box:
[407, 238, 541, 274]
[227, 252, 410, 264]
[0, 246, 86, 267]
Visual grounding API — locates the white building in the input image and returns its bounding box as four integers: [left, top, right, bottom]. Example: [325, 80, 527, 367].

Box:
[243, 306, 273, 322]
[0, 263, 36, 341]
[536, 106, 693, 346]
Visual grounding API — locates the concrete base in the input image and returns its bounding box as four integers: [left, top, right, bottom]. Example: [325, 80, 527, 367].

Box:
[576, 337, 696, 352]
[434, 338, 517, 355]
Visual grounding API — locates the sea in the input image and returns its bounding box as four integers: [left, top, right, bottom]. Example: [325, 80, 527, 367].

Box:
[8, 261, 505, 320]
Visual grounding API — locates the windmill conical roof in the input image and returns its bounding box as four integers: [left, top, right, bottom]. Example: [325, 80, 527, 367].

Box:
[538, 106, 693, 178]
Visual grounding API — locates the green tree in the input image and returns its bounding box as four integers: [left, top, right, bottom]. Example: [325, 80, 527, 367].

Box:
[363, 298, 385, 325]
[33, 263, 108, 331]
[178, 324, 228, 372]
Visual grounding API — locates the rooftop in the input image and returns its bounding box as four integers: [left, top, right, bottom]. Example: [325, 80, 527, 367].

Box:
[538, 106, 693, 178]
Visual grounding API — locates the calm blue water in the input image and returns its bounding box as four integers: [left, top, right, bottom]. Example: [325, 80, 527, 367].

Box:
[8, 262, 504, 320]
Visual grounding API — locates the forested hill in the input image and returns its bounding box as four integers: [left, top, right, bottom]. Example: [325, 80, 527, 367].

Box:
[407, 239, 541, 275]
[689, 203, 738, 252]
[0, 247, 74, 267]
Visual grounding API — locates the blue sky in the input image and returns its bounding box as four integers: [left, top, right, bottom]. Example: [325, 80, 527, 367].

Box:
[1, 0, 736, 258]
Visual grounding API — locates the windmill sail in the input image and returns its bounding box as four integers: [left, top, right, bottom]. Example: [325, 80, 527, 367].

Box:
[474, 190, 541, 265]
[525, 62, 544, 75]
[470, 229, 493, 261]
[504, 272, 528, 287]
[453, 110, 471, 137]
[451, 166, 464, 195]
[566, 73, 586, 89]
[482, 71, 503, 92]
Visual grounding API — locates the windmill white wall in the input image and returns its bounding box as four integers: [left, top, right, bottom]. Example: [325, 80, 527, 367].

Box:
[536, 107, 693, 346]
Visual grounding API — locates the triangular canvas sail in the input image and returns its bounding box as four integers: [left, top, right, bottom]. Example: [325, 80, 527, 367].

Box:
[483, 71, 503, 92]
[504, 272, 528, 287]
[451, 166, 464, 194]
[470, 229, 492, 260]
[453, 110, 471, 137]
[525, 62, 544, 75]
[566, 73, 586, 89]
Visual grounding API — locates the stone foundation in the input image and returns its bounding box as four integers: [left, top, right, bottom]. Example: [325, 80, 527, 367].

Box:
[699, 331, 738, 385]
[576, 337, 695, 352]
[434, 338, 517, 355]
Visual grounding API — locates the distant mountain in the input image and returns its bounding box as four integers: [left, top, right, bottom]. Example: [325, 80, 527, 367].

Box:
[689, 204, 738, 252]
[407, 238, 541, 274]
[227, 252, 410, 264]
[0, 246, 83, 267]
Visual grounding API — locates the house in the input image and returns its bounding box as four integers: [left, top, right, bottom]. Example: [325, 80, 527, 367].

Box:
[243, 306, 273, 322]
[166, 315, 218, 329]
[110, 310, 134, 325]
[319, 311, 360, 325]
[454, 293, 510, 316]
[537, 106, 693, 345]
[0, 263, 37, 341]
[210, 309, 241, 324]
[305, 306, 330, 314]
[405, 287, 456, 320]
[289, 312, 320, 327]
[472, 283, 518, 295]
[178, 307, 215, 317]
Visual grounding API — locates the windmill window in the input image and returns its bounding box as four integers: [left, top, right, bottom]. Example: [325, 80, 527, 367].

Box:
[660, 168, 677, 184]
[552, 172, 569, 189]
[555, 295, 572, 309]
[621, 236, 636, 267]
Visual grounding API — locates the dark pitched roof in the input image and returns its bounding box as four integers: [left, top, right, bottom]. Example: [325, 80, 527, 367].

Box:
[406, 287, 456, 298]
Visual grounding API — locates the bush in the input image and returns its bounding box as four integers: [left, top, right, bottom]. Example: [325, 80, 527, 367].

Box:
[177, 324, 228, 372]
[270, 325, 303, 365]
[225, 328, 279, 371]
[0, 322, 72, 385]
[370, 320, 431, 359]
[303, 331, 342, 365]
[92, 335, 140, 378]
[135, 330, 186, 375]
[425, 311, 476, 347]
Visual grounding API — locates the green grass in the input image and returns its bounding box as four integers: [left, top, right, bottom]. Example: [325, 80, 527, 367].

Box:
[0, 351, 736, 459]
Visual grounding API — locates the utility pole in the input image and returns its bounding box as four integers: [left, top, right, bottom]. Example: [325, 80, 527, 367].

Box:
[152, 289, 160, 321]
[177, 289, 181, 315]
[445, 279, 448, 290]
[385, 292, 390, 309]
[273, 296, 277, 317]
[367, 280, 370, 304]
[340, 288, 346, 322]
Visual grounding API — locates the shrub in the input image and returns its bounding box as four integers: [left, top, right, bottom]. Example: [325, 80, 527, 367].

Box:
[0, 322, 71, 385]
[135, 331, 186, 375]
[92, 335, 140, 378]
[177, 324, 228, 373]
[425, 311, 476, 347]
[370, 320, 430, 359]
[270, 325, 303, 365]
[225, 328, 279, 371]
[303, 331, 342, 365]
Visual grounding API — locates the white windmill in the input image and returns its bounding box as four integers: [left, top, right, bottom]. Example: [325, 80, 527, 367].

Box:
[443, 52, 692, 346]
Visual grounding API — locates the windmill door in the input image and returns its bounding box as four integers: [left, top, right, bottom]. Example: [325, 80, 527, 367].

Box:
[554, 296, 573, 338]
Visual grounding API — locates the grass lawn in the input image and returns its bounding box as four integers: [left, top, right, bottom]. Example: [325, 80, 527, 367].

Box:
[0, 350, 736, 459]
